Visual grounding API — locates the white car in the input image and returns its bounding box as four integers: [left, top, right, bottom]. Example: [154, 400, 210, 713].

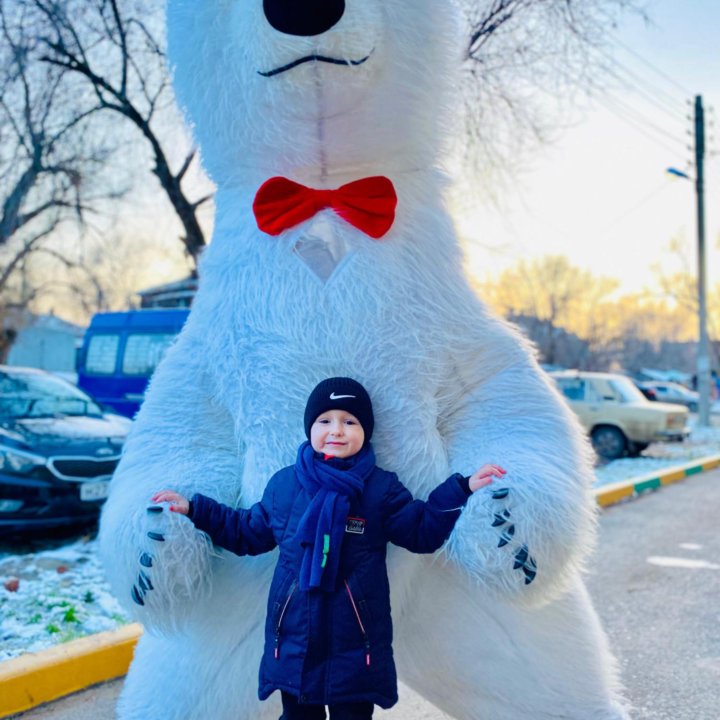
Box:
[550, 371, 690, 460]
[638, 381, 700, 413]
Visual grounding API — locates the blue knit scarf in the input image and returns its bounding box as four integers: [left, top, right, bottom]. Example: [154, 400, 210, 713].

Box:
[294, 441, 376, 592]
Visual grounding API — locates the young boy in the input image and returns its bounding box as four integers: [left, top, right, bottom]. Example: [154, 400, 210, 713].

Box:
[152, 377, 506, 720]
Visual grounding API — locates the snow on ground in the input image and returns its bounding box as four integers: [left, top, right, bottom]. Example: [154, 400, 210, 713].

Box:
[1, 417, 719, 661]
[0, 536, 128, 662]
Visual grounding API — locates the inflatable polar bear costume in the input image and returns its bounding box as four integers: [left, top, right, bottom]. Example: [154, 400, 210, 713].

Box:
[100, 1, 631, 718]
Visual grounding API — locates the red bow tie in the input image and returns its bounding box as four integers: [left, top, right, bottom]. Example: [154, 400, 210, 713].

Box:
[253, 176, 397, 239]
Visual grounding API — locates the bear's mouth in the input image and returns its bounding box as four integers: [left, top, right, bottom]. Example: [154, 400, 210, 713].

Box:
[258, 51, 372, 78]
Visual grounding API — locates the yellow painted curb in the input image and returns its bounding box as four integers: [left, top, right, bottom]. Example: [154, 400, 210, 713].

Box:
[659, 469, 687, 485]
[594, 482, 635, 508]
[0, 623, 142, 719]
[594, 455, 720, 509]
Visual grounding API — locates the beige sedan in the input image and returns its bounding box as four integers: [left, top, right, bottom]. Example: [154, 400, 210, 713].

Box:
[550, 370, 690, 460]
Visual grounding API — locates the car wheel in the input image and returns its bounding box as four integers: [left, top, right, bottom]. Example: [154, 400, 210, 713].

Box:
[627, 441, 649, 457]
[688, 402, 698, 413]
[591, 426, 627, 461]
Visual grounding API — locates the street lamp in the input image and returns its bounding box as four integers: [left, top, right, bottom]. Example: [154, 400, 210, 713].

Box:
[666, 167, 690, 180]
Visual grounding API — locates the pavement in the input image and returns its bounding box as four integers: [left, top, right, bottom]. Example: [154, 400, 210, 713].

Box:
[10, 468, 720, 719]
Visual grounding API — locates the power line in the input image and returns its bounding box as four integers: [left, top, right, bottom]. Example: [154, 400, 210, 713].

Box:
[582, 42, 695, 162]
[602, 62, 688, 124]
[598, 95, 691, 160]
[592, 44, 688, 119]
[603, 93, 689, 148]
[613, 37, 694, 97]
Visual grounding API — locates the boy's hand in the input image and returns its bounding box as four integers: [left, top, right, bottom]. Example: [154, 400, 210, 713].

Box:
[151, 490, 190, 515]
[469, 464, 506, 492]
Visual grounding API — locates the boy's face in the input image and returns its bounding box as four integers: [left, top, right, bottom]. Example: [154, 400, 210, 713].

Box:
[310, 410, 365, 459]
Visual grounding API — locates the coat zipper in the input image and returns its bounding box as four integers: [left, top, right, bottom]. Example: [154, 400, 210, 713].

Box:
[344, 580, 371, 667]
[274, 580, 297, 659]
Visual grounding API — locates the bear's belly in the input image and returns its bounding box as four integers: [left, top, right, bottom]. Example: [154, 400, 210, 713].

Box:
[216, 327, 451, 503]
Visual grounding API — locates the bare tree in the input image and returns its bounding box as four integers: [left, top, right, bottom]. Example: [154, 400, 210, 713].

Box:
[20, 0, 645, 259]
[652, 235, 720, 365]
[460, 0, 646, 186]
[0, 0, 118, 353]
[26, 0, 210, 265]
[481, 255, 618, 366]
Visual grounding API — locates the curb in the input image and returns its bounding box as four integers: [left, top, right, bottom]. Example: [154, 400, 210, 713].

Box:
[594, 455, 720, 508]
[1, 457, 718, 717]
[0, 623, 142, 719]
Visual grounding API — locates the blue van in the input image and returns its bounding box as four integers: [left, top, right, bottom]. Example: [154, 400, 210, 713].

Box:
[77, 309, 190, 418]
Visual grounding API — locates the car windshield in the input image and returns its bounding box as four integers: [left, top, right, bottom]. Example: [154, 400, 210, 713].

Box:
[609, 377, 647, 403]
[0, 371, 103, 419]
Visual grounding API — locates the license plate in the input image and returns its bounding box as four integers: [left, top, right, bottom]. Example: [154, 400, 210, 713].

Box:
[80, 481, 110, 502]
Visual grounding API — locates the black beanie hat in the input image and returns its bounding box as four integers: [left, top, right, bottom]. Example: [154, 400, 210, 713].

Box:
[304, 377, 374, 442]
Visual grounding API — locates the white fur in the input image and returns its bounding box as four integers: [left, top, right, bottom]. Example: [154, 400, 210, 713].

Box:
[99, 2, 630, 717]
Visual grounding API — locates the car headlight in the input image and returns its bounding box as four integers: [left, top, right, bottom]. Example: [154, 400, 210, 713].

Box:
[0, 444, 47, 475]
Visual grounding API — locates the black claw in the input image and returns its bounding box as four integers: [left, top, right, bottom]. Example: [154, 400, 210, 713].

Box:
[131, 585, 145, 606]
[497, 525, 515, 548]
[525, 555, 537, 572]
[503, 509, 511, 519]
[138, 571, 153, 592]
[147, 531, 165, 542]
[513, 545, 529, 569]
[147, 505, 164, 514]
[491, 488, 509, 500]
[523, 567, 537, 584]
[491, 514, 507, 527]
[139, 552, 153, 568]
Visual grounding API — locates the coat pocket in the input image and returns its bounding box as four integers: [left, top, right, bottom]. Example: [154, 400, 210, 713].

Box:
[273, 578, 298, 660]
[344, 579, 372, 668]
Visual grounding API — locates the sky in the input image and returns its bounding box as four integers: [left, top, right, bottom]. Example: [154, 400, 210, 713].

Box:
[460, 0, 720, 297]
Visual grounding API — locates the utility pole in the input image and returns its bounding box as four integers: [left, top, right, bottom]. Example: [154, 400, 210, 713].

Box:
[694, 95, 712, 426]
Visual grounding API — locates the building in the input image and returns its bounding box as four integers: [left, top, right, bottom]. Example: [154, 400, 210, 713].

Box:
[6, 313, 85, 374]
[137, 274, 198, 309]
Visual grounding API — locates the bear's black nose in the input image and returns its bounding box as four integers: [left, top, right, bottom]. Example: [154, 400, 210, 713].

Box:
[263, 0, 345, 37]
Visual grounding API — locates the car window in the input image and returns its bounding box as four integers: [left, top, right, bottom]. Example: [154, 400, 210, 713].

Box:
[556, 378, 585, 401]
[86, 334, 120, 375]
[584, 381, 605, 402]
[609, 377, 647, 403]
[121, 333, 176, 376]
[0, 371, 103, 418]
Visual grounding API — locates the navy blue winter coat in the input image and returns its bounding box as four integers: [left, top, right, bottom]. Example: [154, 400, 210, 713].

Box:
[189, 459, 470, 709]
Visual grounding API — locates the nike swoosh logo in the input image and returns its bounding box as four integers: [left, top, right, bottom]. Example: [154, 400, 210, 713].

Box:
[330, 392, 356, 400]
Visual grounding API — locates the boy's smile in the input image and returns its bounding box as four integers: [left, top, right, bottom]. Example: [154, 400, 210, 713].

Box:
[310, 410, 365, 459]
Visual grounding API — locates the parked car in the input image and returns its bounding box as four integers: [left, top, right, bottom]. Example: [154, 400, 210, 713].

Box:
[77, 309, 189, 418]
[637, 381, 699, 413]
[550, 370, 690, 460]
[0, 365, 131, 535]
[633, 382, 657, 402]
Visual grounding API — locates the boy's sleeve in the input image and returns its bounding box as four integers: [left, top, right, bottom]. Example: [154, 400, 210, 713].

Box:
[188, 481, 277, 556]
[381, 472, 472, 553]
